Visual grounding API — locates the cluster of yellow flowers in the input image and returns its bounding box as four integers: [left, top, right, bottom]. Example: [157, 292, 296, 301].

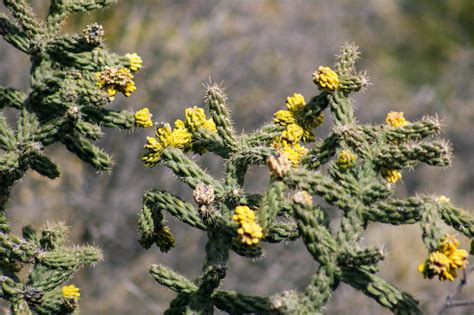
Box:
[386, 111, 408, 128]
[381, 169, 402, 183]
[62, 285, 81, 301]
[273, 142, 308, 167]
[96, 67, 137, 100]
[272, 93, 324, 166]
[233, 206, 263, 246]
[418, 235, 469, 281]
[142, 106, 216, 167]
[380, 111, 409, 183]
[312, 66, 340, 92]
[184, 106, 217, 132]
[125, 53, 143, 72]
[134, 108, 153, 128]
[274, 93, 324, 144]
[336, 150, 357, 170]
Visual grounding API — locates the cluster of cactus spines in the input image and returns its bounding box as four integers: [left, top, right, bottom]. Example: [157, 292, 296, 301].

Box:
[138, 43, 473, 314]
[1, 1, 143, 313]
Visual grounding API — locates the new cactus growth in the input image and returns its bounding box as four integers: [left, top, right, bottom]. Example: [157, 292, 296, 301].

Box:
[138, 43, 473, 314]
[0, 0, 142, 313]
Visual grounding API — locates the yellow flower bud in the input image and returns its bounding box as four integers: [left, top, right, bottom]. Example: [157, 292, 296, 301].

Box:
[125, 53, 143, 72]
[134, 108, 153, 128]
[313, 66, 340, 92]
[386, 111, 408, 128]
[62, 285, 80, 300]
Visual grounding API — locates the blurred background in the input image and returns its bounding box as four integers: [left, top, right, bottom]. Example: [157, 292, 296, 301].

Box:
[1, 0, 473, 314]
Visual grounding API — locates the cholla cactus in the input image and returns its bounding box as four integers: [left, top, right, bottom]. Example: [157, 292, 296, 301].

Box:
[0, 1, 142, 313]
[138, 43, 473, 314]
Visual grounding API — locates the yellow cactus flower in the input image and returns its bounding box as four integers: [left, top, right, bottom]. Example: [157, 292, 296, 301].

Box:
[386, 111, 408, 128]
[312, 66, 340, 92]
[62, 285, 80, 300]
[174, 119, 186, 129]
[134, 108, 153, 128]
[233, 206, 263, 245]
[123, 81, 137, 97]
[96, 67, 137, 98]
[203, 119, 217, 132]
[279, 143, 308, 167]
[170, 127, 192, 148]
[281, 123, 304, 145]
[233, 206, 255, 224]
[156, 123, 173, 145]
[447, 248, 469, 270]
[142, 151, 161, 168]
[419, 234, 469, 281]
[184, 106, 216, 132]
[274, 110, 296, 126]
[144, 136, 163, 152]
[286, 93, 306, 112]
[337, 150, 357, 170]
[437, 195, 450, 204]
[381, 169, 402, 183]
[439, 234, 460, 254]
[237, 220, 263, 245]
[125, 53, 143, 72]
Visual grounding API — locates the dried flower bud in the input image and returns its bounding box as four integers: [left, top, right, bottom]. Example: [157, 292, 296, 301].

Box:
[193, 183, 215, 205]
[293, 191, 313, 205]
[267, 153, 292, 178]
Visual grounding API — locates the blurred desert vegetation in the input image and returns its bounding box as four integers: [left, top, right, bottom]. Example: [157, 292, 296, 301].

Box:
[1, 0, 473, 314]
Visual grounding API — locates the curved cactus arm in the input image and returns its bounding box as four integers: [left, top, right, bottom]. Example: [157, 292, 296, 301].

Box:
[363, 197, 425, 225]
[242, 123, 284, 147]
[3, 0, 44, 38]
[0, 86, 27, 110]
[302, 131, 340, 170]
[192, 129, 231, 158]
[302, 265, 341, 313]
[212, 290, 272, 314]
[61, 133, 113, 172]
[341, 267, 422, 315]
[0, 114, 16, 151]
[27, 246, 102, 291]
[142, 189, 206, 231]
[256, 181, 286, 231]
[292, 199, 337, 265]
[16, 108, 39, 143]
[337, 247, 385, 269]
[384, 116, 441, 142]
[204, 83, 238, 150]
[81, 107, 135, 129]
[439, 203, 474, 239]
[263, 221, 299, 243]
[374, 140, 452, 169]
[161, 147, 224, 194]
[420, 203, 443, 251]
[149, 264, 198, 294]
[328, 90, 355, 125]
[0, 14, 30, 53]
[283, 169, 351, 211]
[230, 239, 264, 258]
[297, 92, 330, 128]
[63, 0, 118, 12]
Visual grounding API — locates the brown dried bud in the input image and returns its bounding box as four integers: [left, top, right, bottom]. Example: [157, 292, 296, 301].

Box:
[267, 153, 291, 178]
[293, 191, 313, 205]
[193, 183, 215, 205]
